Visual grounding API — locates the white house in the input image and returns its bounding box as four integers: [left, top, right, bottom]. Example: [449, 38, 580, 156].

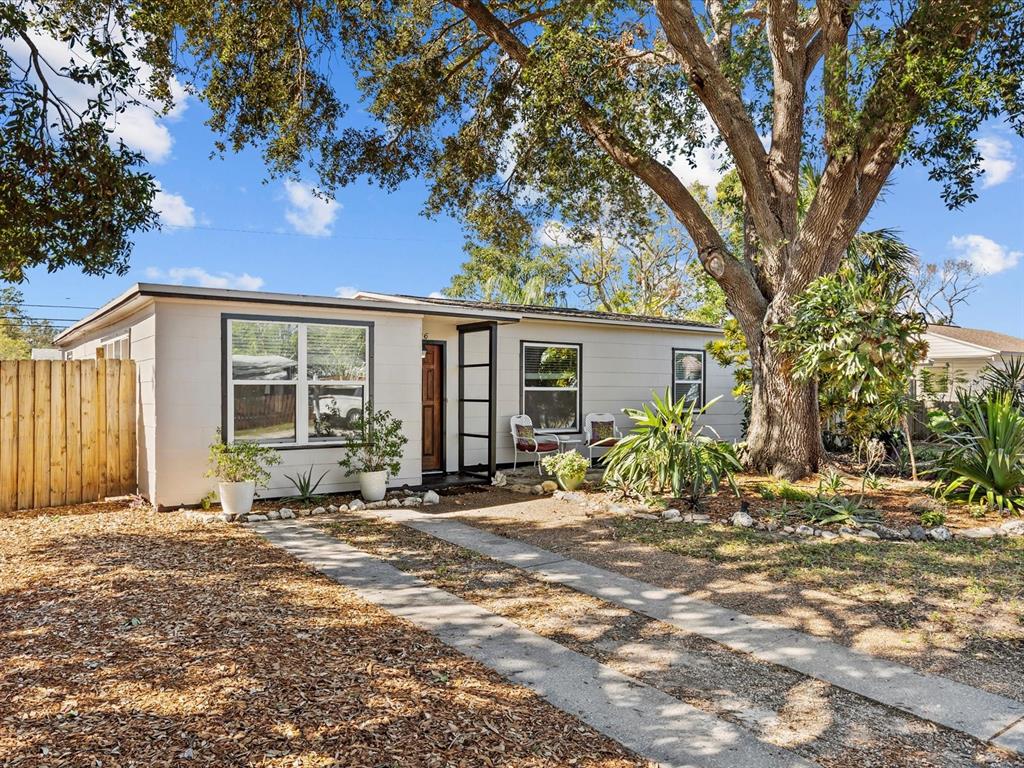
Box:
[53, 283, 741, 508]
[918, 324, 1024, 401]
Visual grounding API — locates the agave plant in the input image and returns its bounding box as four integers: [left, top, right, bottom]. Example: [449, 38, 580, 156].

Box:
[936, 391, 1024, 512]
[601, 391, 741, 503]
[978, 357, 1024, 409]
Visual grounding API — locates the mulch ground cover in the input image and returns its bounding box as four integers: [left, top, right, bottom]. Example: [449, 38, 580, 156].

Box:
[320, 514, 1024, 768]
[0, 505, 648, 768]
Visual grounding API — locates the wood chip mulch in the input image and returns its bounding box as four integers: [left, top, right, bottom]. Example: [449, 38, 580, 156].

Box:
[0, 506, 649, 768]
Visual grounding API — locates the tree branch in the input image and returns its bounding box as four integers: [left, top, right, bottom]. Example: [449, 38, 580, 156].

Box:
[448, 0, 768, 322]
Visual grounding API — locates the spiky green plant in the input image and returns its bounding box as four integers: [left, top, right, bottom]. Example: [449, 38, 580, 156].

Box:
[285, 467, 330, 503]
[937, 391, 1024, 512]
[601, 391, 740, 503]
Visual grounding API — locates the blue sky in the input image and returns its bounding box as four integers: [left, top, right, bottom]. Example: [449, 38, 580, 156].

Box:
[12, 42, 1024, 338]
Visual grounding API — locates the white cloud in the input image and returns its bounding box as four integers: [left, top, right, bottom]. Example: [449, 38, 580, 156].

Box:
[145, 266, 265, 291]
[428, 291, 447, 299]
[335, 286, 359, 298]
[152, 183, 195, 228]
[536, 220, 571, 248]
[283, 181, 340, 236]
[4, 27, 188, 163]
[948, 234, 1021, 275]
[977, 136, 1016, 189]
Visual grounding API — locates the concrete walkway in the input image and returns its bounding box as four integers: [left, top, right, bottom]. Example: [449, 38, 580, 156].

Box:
[359, 508, 1024, 755]
[256, 521, 817, 768]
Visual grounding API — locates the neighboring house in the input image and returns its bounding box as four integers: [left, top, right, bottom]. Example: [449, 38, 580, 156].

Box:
[53, 283, 740, 508]
[918, 324, 1024, 401]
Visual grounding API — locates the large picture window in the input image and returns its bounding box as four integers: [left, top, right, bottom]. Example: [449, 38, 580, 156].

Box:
[521, 342, 581, 432]
[672, 349, 705, 407]
[226, 317, 370, 445]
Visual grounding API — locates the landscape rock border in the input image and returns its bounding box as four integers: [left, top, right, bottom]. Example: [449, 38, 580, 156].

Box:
[180, 488, 441, 525]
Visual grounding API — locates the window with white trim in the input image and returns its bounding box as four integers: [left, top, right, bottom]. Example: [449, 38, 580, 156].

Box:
[99, 333, 129, 360]
[672, 349, 705, 406]
[521, 342, 581, 431]
[226, 318, 369, 445]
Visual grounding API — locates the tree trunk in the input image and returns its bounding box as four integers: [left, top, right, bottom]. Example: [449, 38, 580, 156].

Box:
[744, 332, 824, 479]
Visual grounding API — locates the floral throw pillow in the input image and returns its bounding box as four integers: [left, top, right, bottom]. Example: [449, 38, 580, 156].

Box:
[514, 423, 536, 441]
[592, 420, 615, 441]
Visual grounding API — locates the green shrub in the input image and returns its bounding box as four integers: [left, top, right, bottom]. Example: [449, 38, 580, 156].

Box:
[759, 480, 813, 502]
[602, 391, 740, 503]
[919, 508, 946, 527]
[936, 391, 1024, 512]
[542, 450, 589, 482]
[338, 401, 408, 477]
[817, 470, 846, 495]
[206, 433, 282, 486]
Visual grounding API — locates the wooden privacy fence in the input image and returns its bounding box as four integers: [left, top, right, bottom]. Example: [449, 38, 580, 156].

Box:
[0, 359, 137, 513]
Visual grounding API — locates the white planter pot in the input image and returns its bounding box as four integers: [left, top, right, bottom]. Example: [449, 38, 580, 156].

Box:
[218, 481, 256, 515]
[359, 470, 388, 502]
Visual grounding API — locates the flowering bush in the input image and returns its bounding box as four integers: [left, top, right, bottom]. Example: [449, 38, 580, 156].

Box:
[542, 450, 589, 481]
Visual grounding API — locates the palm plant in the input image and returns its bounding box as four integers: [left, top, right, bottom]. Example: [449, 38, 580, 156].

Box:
[978, 358, 1024, 408]
[602, 391, 741, 503]
[936, 391, 1024, 512]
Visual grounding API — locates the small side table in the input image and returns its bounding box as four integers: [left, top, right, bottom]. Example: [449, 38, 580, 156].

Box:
[558, 436, 583, 454]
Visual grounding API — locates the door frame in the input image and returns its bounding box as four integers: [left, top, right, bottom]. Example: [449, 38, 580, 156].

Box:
[422, 340, 447, 474]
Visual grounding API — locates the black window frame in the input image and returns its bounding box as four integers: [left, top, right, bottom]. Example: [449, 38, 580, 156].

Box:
[221, 313, 374, 450]
[519, 340, 583, 434]
[671, 348, 706, 408]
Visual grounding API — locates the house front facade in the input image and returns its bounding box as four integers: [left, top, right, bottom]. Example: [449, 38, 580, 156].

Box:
[917, 324, 1024, 402]
[54, 284, 741, 508]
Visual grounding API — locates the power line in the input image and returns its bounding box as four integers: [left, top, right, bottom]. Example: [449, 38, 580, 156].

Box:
[17, 303, 98, 310]
[162, 223, 462, 243]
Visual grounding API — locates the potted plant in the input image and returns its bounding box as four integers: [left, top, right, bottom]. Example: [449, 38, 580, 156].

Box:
[542, 450, 590, 491]
[338, 401, 408, 501]
[206, 434, 282, 515]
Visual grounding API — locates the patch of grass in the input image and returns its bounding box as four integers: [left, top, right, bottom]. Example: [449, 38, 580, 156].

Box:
[610, 518, 1024, 607]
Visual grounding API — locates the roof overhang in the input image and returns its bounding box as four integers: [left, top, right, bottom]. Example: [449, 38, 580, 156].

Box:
[54, 283, 521, 346]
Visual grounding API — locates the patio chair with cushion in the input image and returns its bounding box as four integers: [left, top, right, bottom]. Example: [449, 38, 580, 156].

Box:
[584, 413, 622, 465]
[511, 414, 561, 474]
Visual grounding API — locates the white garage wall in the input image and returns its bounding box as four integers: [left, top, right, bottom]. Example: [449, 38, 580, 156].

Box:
[151, 298, 423, 508]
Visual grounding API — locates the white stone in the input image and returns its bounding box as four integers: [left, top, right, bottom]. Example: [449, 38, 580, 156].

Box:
[267, 510, 281, 520]
[661, 509, 681, 521]
[794, 524, 815, 537]
[957, 527, 997, 539]
[349, 499, 365, 511]
[365, 500, 388, 509]
[216, 512, 235, 523]
[541, 480, 559, 493]
[337, 504, 349, 512]
[531, 485, 544, 495]
[279, 509, 296, 520]
[999, 520, 1024, 537]
[387, 499, 401, 507]
[247, 514, 268, 522]
[856, 529, 880, 540]
[491, 471, 508, 487]
[819, 531, 840, 540]
[312, 506, 327, 515]
[402, 497, 422, 507]
[422, 490, 440, 505]
[731, 511, 754, 528]
[928, 526, 951, 542]
[327, 505, 339, 513]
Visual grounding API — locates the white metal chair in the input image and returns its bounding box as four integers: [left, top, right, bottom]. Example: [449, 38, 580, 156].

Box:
[510, 414, 561, 474]
[583, 413, 622, 465]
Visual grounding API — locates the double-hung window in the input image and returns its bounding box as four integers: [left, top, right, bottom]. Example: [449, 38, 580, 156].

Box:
[521, 342, 581, 432]
[226, 317, 370, 445]
[672, 349, 705, 407]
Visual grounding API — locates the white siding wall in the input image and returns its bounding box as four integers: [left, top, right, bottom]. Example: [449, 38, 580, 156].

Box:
[424, 317, 740, 472]
[151, 299, 423, 508]
[58, 305, 158, 500]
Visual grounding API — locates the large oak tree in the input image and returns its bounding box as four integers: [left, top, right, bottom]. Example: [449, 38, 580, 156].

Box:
[8, 0, 1023, 476]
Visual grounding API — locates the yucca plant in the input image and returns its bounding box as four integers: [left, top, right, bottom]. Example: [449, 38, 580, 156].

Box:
[601, 391, 741, 503]
[936, 391, 1024, 512]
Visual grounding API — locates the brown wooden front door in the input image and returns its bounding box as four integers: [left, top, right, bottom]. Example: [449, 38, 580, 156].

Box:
[421, 342, 444, 472]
